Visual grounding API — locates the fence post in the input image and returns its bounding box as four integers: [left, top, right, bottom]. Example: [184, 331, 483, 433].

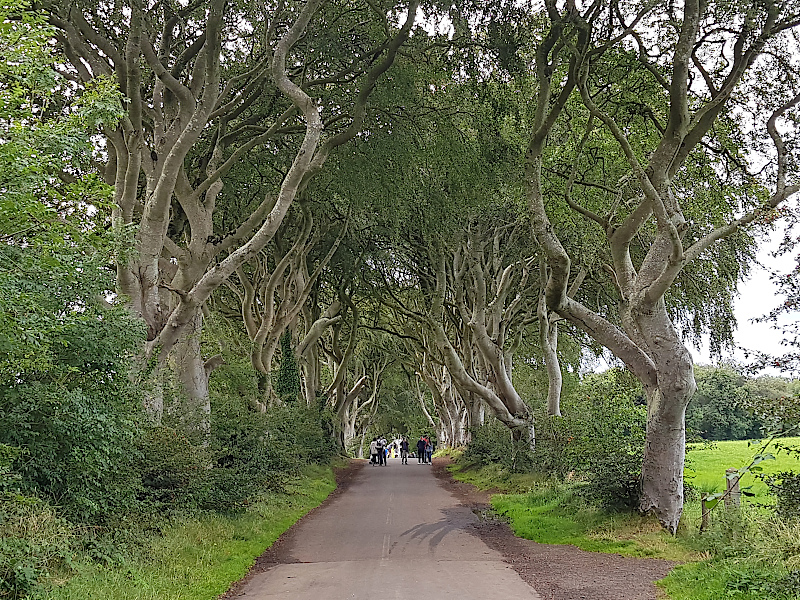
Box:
[725, 468, 741, 509]
[700, 496, 711, 532]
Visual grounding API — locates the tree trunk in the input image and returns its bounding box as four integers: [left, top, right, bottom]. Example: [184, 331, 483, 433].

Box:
[343, 404, 356, 446]
[469, 393, 485, 431]
[168, 307, 211, 438]
[634, 301, 696, 533]
[538, 293, 562, 417]
[358, 430, 367, 459]
[640, 386, 689, 534]
[301, 351, 320, 408]
[142, 370, 164, 425]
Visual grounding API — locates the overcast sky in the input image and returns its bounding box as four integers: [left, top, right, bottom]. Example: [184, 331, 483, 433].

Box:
[690, 235, 798, 372]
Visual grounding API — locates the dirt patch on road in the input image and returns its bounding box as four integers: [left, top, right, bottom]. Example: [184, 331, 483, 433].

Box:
[431, 458, 675, 600]
[218, 459, 365, 599]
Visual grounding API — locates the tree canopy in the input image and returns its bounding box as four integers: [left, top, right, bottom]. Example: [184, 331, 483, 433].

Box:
[4, 0, 800, 546]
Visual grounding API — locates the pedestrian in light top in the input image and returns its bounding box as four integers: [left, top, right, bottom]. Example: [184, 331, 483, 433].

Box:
[369, 437, 378, 466]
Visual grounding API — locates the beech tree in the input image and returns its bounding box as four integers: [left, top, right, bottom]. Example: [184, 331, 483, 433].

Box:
[339, 331, 399, 446]
[412, 349, 472, 446]
[424, 217, 539, 442]
[515, 0, 800, 532]
[42, 0, 420, 427]
[219, 200, 345, 408]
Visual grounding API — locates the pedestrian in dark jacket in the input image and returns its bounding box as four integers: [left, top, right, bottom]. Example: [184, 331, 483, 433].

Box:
[400, 437, 409, 464]
[377, 436, 387, 466]
[416, 437, 426, 464]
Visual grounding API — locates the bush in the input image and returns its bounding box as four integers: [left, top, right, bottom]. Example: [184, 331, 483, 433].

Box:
[533, 369, 647, 509]
[134, 401, 339, 514]
[584, 450, 642, 510]
[724, 567, 800, 600]
[462, 419, 535, 473]
[1, 382, 142, 524]
[0, 299, 146, 525]
[463, 419, 512, 467]
[264, 404, 338, 467]
[135, 426, 207, 511]
[766, 471, 800, 521]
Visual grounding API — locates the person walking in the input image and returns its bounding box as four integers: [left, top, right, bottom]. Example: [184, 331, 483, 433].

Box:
[369, 437, 378, 466]
[400, 437, 409, 464]
[416, 436, 426, 464]
[377, 436, 386, 466]
[425, 436, 434, 464]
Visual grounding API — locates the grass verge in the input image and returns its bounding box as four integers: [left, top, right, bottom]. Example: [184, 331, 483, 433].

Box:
[660, 558, 800, 600]
[449, 459, 800, 600]
[448, 462, 697, 562]
[38, 464, 337, 600]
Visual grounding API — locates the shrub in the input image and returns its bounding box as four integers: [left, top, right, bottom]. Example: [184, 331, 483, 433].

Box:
[201, 403, 305, 509]
[583, 450, 643, 510]
[0, 297, 146, 525]
[0, 473, 73, 599]
[533, 369, 647, 509]
[0, 382, 142, 524]
[134, 400, 339, 514]
[135, 426, 206, 511]
[462, 419, 534, 473]
[724, 567, 800, 600]
[703, 514, 800, 600]
[264, 404, 338, 467]
[766, 471, 800, 521]
[463, 419, 512, 467]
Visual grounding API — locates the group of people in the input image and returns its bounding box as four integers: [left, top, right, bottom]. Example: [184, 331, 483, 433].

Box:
[416, 435, 434, 464]
[368, 435, 435, 465]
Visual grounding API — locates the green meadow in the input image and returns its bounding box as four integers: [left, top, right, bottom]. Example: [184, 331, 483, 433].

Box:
[685, 437, 800, 500]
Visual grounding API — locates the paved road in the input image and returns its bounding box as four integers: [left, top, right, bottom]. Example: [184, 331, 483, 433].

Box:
[236, 457, 542, 599]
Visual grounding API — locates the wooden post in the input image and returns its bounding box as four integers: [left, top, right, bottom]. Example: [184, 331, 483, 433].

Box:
[725, 468, 741, 509]
[700, 496, 711, 532]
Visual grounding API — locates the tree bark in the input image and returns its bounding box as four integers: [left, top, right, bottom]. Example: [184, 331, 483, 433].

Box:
[168, 306, 211, 437]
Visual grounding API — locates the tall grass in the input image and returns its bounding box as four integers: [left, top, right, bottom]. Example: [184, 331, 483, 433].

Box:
[660, 511, 800, 600]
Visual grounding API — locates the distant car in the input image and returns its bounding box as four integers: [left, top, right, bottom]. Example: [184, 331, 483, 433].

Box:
[409, 452, 416, 458]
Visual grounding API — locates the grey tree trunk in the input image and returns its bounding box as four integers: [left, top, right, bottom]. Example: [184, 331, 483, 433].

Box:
[169, 307, 211, 437]
[538, 292, 562, 417]
[631, 299, 696, 532]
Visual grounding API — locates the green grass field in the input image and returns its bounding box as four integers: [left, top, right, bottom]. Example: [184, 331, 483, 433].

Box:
[685, 437, 800, 500]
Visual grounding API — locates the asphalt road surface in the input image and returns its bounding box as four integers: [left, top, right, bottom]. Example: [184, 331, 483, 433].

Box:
[233, 457, 542, 599]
